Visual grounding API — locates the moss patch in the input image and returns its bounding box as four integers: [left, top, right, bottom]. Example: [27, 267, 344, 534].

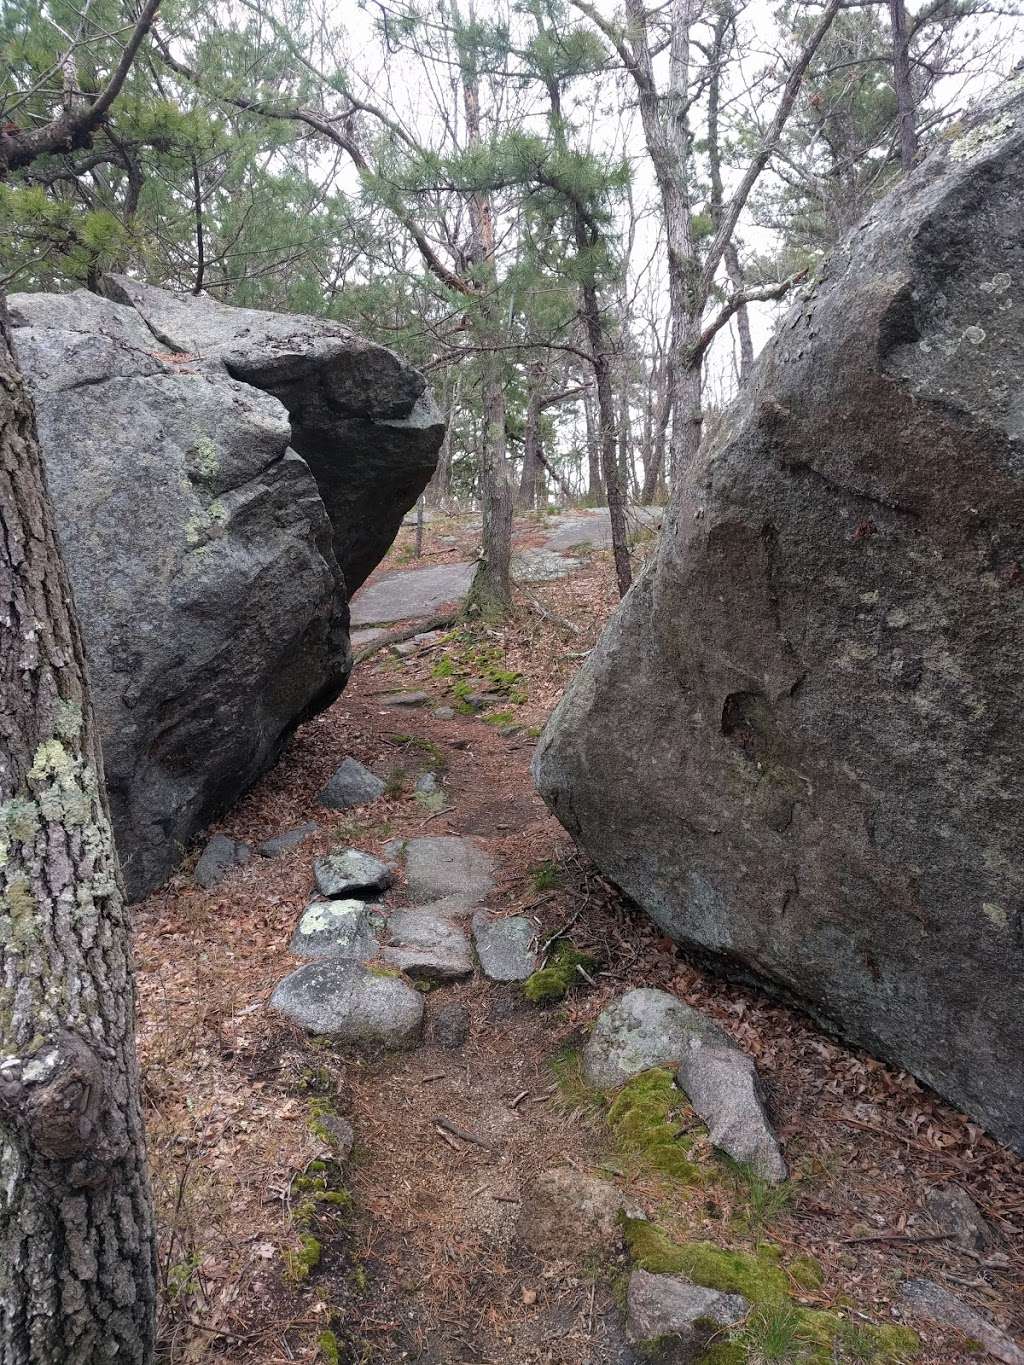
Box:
[624, 1220, 918, 1363]
[284, 1232, 322, 1284]
[523, 942, 596, 1003]
[607, 1069, 704, 1184]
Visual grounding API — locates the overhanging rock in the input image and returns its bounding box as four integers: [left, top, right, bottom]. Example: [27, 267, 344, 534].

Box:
[12, 282, 444, 898]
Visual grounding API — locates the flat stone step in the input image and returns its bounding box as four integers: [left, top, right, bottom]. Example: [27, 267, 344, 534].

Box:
[402, 835, 495, 903]
[289, 899, 383, 960]
[270, 961, 423, 1047]
[382, 910, 474, 982]
[313, 849, 394, 898]
[472, 912, 539, 981]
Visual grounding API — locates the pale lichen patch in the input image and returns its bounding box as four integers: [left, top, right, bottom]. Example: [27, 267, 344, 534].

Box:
[949, 110, 1018, 163]
[982, 902, 1008, 930]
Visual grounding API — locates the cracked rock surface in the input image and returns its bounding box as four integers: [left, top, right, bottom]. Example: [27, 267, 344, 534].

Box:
[10, 279, 443, 898]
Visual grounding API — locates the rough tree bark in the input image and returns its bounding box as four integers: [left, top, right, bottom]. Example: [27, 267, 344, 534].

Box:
[889, 0, 918, 171]
[517, 362, 546, 510]
[456, 0, 515, 615]
[0, 303, 157, 1362]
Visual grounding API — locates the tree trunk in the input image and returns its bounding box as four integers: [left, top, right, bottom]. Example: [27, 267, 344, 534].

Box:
[583, 388, 603, 503]
[427, 371, 460, 508]
[724, 243, 754, 380]
[889, 0, 917, 172]
[0, 301, 157, 1363]
[641, 359, 671, 504]
[579, 276, 631, 597]
[517, 363, 545, 509]
[456, 0, 514, 615]
[469, 342, 515, 616]
[672, 339, 704, 481]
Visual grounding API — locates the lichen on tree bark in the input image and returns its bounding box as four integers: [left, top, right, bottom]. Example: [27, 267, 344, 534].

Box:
[0, 301, 156, 1363]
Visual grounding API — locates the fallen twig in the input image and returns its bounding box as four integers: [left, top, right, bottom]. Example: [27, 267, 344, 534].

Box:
[353, 609, 462, 664]
[517, 587, 582, 635]
[434, 1125, 462, 1153]
[844, 1232, 950, 1247]
[434, 1115, 494, 1149]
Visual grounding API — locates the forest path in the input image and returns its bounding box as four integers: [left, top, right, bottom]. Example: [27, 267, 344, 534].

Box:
[348, 505, 665, 650]
[134, 510, 1024, 1365]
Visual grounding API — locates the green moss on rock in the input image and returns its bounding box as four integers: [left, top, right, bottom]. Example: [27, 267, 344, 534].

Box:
[623, 1220, 918, 1363]
[607, 1068, 704, 1183]
[523, 942, 596, 1003]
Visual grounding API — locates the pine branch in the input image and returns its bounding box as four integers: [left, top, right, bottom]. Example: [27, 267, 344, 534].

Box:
[1, 0, 163, 174]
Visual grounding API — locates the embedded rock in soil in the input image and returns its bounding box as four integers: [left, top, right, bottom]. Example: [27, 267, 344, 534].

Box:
[625, 1269, 748, 1359]
[270, 960, 424, 1047]
[900, 1280, 1024, 1365]
[583, 989, 730, 1091]
[534, 81, 1024, 1152]
[258, 822, 320, 858]
[516, 1169, 627, 1261]
[382, 911, 474, 982]
[511, 548, 582, 582]
[401, 835, 495, 903]
[677, 1040, 787, 1183]
[314, 849, 394, 898]
[289, 899, 382, 960]
[430, 1001, 471, 1049]
[316, 1114, 355, 1163]
[923, 1185, 991, 1253]
[472, 912, 539, 982]
[318, 757, 386, 810]
[378, 691, 431, 708]
[195, 834, 251, 889]
[11, 279, 443, 899]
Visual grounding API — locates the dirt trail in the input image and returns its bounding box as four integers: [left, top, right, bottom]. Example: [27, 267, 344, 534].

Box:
[135, 514, 1024, 1365]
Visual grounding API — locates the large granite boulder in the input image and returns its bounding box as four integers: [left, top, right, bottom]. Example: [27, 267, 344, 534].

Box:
[535, 83, 1024, 1153]
[11, 282, 444, 898]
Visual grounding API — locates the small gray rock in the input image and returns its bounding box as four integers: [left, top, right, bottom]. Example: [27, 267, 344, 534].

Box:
[625, 1270, 748, 1357]
[403, 835, 495, 903]
[900, 1280, 1024, 1365]
[258, 822, 320, 858]
[463, 692, 498, 710]
[378, 691, 431, 707]
[315, 1114, 355, 1162]
[433, 705, 457, 720]
[583, 988, 730, 1091]
[677, 1040, 787, 1184]
[432, 1001, 470, 1049]
[195, 834, 251, 889]
[472, 912, 539, 982]
[382, 910, 474, 982]
[925, 1185, 991, 1252]
[415, 771, 440, 796]
[318, 758, 386, 810]
[517, 1169, 626, 1261]
[270, 960, 423, 1047]
[289, 899, 381, 960]
[313, 849, 394, 898]
[394, 640, 418, 657]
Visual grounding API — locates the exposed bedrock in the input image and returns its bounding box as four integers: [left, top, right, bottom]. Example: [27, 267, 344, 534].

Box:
[534, 82, 1024, 1152]
[11, 281, 444, 898]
